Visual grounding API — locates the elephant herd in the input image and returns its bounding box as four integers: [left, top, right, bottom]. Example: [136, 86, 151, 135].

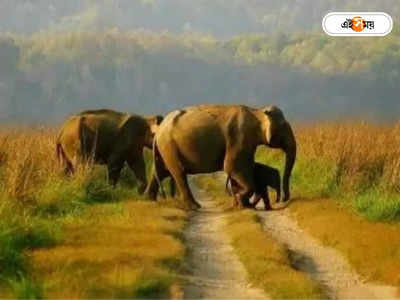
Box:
[56, 104, 297, 210]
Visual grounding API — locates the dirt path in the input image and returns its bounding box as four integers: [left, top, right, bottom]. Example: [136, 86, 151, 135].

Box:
[257, 208, 399, 300]
[182, 185, 267, 300]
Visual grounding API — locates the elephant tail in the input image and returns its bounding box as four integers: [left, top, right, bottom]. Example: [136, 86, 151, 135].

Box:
[56, 126, 69, 169]
[56, 142, 65, 167]
[152, 137, 166, 198]
[78, 116, 87, 160]
[225, 175, 233, 196]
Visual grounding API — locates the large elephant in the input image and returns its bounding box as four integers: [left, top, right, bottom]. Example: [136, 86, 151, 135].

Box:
[56, 109, 163, 192]
[145, 104, 296, 209]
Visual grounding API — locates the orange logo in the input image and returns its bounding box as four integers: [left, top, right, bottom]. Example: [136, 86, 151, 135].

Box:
[351, 16, 365, 32]
[340, 16, 374, 32]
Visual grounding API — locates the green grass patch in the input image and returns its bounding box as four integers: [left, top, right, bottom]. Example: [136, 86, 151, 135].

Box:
[255, 147, 400, 223]
[132, 274, 173, 299]
[255, 148, 339, 199]
[0, 217, 61, 281]
[353, 189, 400, 222]
[0, 202, 61, 298]
[35, 171, 142, 218]
[8, 276, 44, 300]
[28, 200, 186, 299]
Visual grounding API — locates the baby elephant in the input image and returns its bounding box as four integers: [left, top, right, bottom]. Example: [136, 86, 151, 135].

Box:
[226, 162, 281, 210]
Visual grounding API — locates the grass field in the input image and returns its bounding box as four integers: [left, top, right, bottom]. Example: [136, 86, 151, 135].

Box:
[0, 128, 187, 298]
[256, 121, 400, 222]
[1, 122, 400, 298]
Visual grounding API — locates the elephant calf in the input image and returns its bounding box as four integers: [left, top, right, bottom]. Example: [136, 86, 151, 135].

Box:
[226, 162, 281, 210]
[56, 109, 163, 192]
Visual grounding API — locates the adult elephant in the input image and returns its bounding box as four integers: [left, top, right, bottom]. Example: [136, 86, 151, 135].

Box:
[56, 109, 163, 193]
[145, 104, 296, 209]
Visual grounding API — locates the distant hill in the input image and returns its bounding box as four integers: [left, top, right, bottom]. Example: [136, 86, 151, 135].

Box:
[0, 0, 399, 36]
[1, 29, 400, 122]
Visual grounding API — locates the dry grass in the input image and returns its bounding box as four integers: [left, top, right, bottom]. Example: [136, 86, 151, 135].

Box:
[295, 121, 400, 192]
[0, 127, 187, 298]
[29, 200, 187, 298]
[226, 209, 326, 299]
[0, 127, 59, 201]
[289, 197, 400, 287]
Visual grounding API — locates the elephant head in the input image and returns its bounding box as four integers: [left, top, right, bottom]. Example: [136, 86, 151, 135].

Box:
[144, 115, 164, 148]
[259, 105, 297, 202]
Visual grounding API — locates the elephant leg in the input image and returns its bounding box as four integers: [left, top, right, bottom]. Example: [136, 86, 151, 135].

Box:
[223, 151, 255, 208]
[146, 166, 169, 200]
[157, 142, 200, 209]
[107, 154, 125, 186]
[262, 188, 272, 210]
[226, 172, 254, 208]
[107, 162, 124, 186]
[170, 171, 200, 210]
[228, 178, 241, 208]
[127, 155, 147, 194]
[252, 193, 262, 208]
[169, 178, 177, 197]
[145, 146, 173, 201]
[233, 194, 240, 207]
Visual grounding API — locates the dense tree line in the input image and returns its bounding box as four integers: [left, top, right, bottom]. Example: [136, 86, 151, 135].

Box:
[1, 29, 400, 123]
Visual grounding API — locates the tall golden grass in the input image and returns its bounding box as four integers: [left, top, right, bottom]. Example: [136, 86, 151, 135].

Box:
[0, 127, 115, 205]
[2, 122, 400, 203]
[0, 128, 59, 201]
[0, 121, 399, 220]
[295, 122, 400, 192]
[257, 121, 400, 194]
[0, 128, 186, 298]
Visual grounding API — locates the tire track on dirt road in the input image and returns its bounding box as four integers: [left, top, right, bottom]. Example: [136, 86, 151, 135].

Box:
[257, 208, 400, 300]
[182, 185, 268, 300]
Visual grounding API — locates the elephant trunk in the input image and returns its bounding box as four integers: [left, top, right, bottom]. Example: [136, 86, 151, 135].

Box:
[282, 124, 297, 202]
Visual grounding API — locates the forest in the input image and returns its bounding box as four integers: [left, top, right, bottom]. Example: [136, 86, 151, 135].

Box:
[1, 28, 400, 123]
